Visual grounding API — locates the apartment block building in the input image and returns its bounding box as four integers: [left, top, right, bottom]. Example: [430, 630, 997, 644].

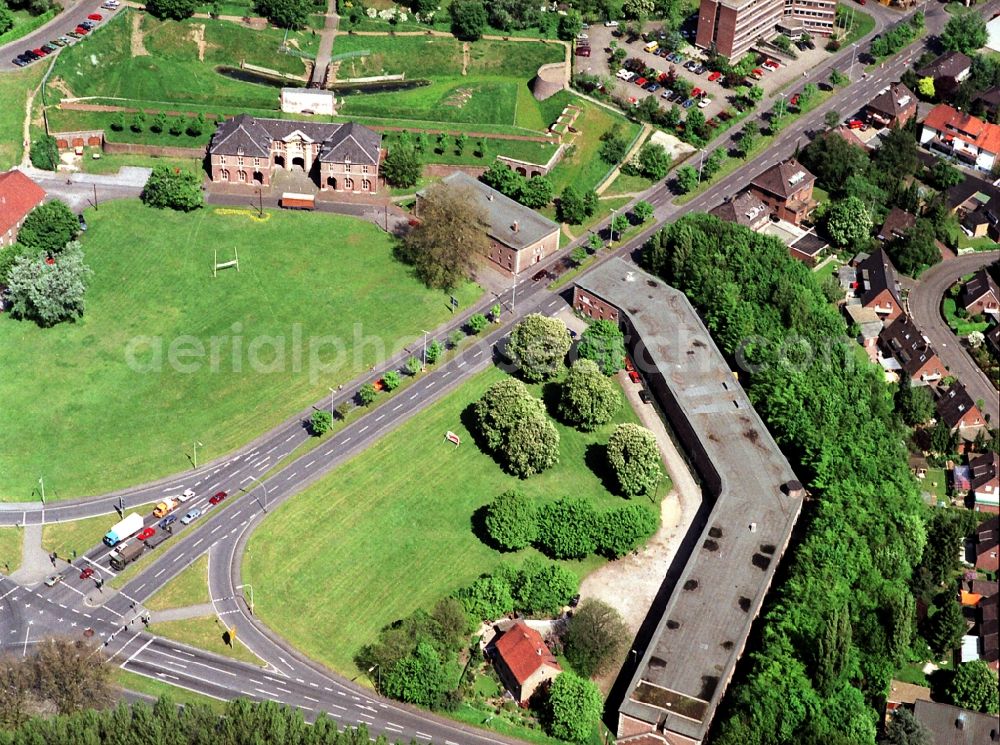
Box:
[696, 0, 834, 59]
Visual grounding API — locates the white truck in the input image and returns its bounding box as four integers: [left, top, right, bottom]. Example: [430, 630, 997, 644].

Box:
[103, 513, 144, 547]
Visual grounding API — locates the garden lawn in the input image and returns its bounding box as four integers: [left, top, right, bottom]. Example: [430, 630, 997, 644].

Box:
[42, 504, 157, 558]
[148, 616, 264, 666]
[546, 100, 639, 194]
[243, 365, 655, 677]
[0, 201, 481, 499]
[0, 529, 23, 574]
[146, 554, 209, 610]
[0, 62, 46, 170]
[942, 297, 990, 336]
[0, 8, 57, 47]
[48, 11, 316, 110]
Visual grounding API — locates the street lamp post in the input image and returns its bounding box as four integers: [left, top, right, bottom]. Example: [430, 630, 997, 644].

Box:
[697, 149, 706, 184]
[329, 387, 336, 417]
[849, 43, 858, 80]
[368, 664, 381, 691]
[421, 330, 429, 370]
[247, 475, 268, 513]
[193, 441, 204, 469]
[238, 583, 255, 615]
[609, 208, 617, 243]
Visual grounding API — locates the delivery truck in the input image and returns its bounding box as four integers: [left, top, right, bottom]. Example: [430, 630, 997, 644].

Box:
[109, 540, 144, 571]
[280, 192, 315, 210]
[103, 513, 144, 547]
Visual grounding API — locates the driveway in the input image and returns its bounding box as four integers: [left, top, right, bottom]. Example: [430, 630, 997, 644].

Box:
[0, 0, 122, 71]
[907, 250, 1000, 424]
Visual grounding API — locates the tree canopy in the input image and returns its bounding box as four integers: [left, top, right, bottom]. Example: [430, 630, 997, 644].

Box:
[382, 139, 422, 188]
[145, 0, 198, 19]
[506, 314, 571, 382]
[140, 166, 204, 211]
[473, 377, 560, 477]
[450, 0, 487, 40]
[546, 672, 603, 743]
[564, 598, 628, 677]
[558, 358, 622, 431]
[16, 200, 78, 255]
[483, 489, 537, 550]
[6, 241, 92, 327]
[947, 660, 1000, 714]
[577, 318, 626, 375]
[606, 423, 662, 498]
[940, 11, 988, 54]
[253, 0, 310, 27]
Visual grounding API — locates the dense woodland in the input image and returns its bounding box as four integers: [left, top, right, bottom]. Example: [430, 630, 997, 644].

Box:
[643, 214, 929, 744]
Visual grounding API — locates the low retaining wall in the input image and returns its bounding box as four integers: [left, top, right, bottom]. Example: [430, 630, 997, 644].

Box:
[103, 141, 205, 158]
[52, 130, 104, 149]
[497, 143, 565, 178]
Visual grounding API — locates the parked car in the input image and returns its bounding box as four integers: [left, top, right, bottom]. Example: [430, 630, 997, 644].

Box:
[159, 514, 178, 529]
[750, 68, 763, 79]
[576, 46, 591, 57]
[661, 88, 673, 99]
[639, 389, 653, 404]
[12, 57, 28, 67]
[691, 87, 702, 97]
[79, 566, 95, 580]
[848, 119, 866, 129]
[33, 48, 48, 56]
[75, 27, 89, 34]
[682, 98, 695, 108]
[790, 94, 800, 106]
[41, 44, 57, 53]
[604, 19, 619, 26]
[66, 31, 82, 38]
[137, 527, 156, 541]
[87, 13, 102, 20]
[50, 39, 66, 47]
[180, 509, 201, 525]
[684, 60, 698, 71]
[707, 71, 721, 82]
[706, 118, 719, 128]
[209, 490, 227, 505]
[634, 77, 647, 86]
[576, 32, 588, 40]
[698, 97, 711, 108]
[628, 369, 640, 383]
[694, 64, 707, 74]
[646, 83, 660, 92]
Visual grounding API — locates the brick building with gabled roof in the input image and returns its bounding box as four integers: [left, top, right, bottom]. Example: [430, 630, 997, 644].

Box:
[854, 248, 904, 321]
[708, 191, 769, 232]
[866, 82, 917, 128]
[970, 453, 1000, 514]
[935, 381, 986, 438]
[0, 169, 46, 249]
[975, 516, 999, 570]
[207, 114, 382, 193]
[491, 621, 561, 705]
[920, 103, 1000, 173]
[748, 158, 817, 226]
[959, 268, 1000, 317]
[912, 699, 998, 744]
[877, 208, 917, 244]
[878, 315, 946, 385]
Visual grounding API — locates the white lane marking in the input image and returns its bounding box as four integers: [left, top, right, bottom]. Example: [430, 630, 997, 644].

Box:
[303, 695, 319, 703]
[392, 404, 402, 411]
[241, 476, 253, 484]
[284, 435, 294, 442]
[211, 525, 221, 534]
[266, 446, 278, 455]
[340, 437, 351, 445]
[154, 568, 166, 578]
[193, 538, 203, 548]
[375, 415, 384, 422]
[457, 361, 466, 367]
[256, 462, 269, 471]
[285, 472, 297, 481]
[426, 381, 435, 388]
[148, 647, 237, 676]
[359, 426, 368, 433]
[305, 460, 315, 468]
[442, 371, 450, 377]
[409, 393, 418, 400]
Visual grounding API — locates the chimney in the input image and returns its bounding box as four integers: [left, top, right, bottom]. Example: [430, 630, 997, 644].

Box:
[512, 221, 519, 233]
[956, 715, 965, 730]
[487, 193, 494, 201]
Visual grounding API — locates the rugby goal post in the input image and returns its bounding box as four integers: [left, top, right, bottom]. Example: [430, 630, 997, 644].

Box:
[213, 248, 240, 277]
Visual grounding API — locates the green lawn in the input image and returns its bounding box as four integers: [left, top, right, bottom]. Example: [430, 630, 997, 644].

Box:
[244, 365, 657, 676]
[837, 3, 876, 46]
[0, 529, 23, 574]
[148, 615, 264, 666]
[380, 131, 558, 168]
[332, 36, 563, 129]
[942, 297, 990, 336]
[48, 11, 317, 110]
[601, 172, 656, 198]
[0, 200, 481, 499]
[113, 667, 228, 711]
[0, 8, 58, 47]
[0, 62, 46, 170]
[42, 503, 157, 558]
[146, 554, 209, 610]
[546, 99, 639, 194]
[76, 148, 204, 175]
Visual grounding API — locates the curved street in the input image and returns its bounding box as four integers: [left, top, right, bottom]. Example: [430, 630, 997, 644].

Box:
[907, 250, 1000, 424]
[3, 1, 1000, 742]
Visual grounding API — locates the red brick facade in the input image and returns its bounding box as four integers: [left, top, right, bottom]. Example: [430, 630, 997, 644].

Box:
[573, 286, 621, 322]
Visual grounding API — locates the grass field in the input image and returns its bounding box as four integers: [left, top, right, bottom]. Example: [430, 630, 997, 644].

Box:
[42, 503, 157, 558]
[76, 148, 203, 175]
[0, 62, 46, 170]
[244, 364, 657, 677]
[601, 172, 656, 198]
[0, 200, 481, 499]
[546, 101, 640, 194]
[146, 555, 209, 610]
[48, 11, 317, 110]
[838, 4, 876, 47]
[113, 667, 228, 711]
[148, 615, 264, 666]
[0, 8, 58, 47]
[0, 529, 23, 574]
[380, 130, 558, 167]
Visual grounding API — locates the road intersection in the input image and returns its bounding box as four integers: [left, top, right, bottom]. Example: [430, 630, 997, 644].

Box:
[3, 1, 1000, 741]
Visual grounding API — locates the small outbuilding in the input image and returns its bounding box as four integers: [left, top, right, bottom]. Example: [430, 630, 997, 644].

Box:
[491, 621, 562, 705]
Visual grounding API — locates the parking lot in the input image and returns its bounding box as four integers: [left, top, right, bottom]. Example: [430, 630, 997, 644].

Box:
[574, 23, 838, 123]
[4, 0, 119, 71]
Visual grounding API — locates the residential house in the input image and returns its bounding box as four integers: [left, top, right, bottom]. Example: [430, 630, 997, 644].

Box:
[971, 453, 1000, 513]
[0, 170, 46, 249]
[414, 172, 560, 277]
[490, 621, 561, 705]
[912, 700, 999, 744]
[844, 305, 884, 360]
[947, 175, 1000, 240]
[830, 124, 870, 150]
[884, 679, 932, 719]
[916, 51, 973, 98]
[709, 191, 769, 232]
[748, 158, 817, 226]
[866, 82, 918, 128]
[695, 0, 834, 60]
[975, 516, 999, 571]
[788, 232, 827, 266]
[959, 269, 1000, 318]
[978, 593, 998, 671]
[876, 208, 916, 244]
[878, 315, 946, 384]
[920, 104, 1000, 173]
[986, 323, 1000, 358]
[935, 381, 986, 438]
[974, 85, 1000, 121]
[207, 114, 382, 194]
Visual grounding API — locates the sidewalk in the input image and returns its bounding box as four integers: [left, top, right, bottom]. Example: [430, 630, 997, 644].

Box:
[9, 524, 56, 585]
[150, 602, 216, 623]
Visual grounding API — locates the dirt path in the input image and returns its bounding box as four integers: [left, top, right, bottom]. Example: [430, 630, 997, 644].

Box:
[130, 11, 149, 57]
[20, 84, 38, 168]
[461, 41, 469, 76]
[189, 23, 206, 62]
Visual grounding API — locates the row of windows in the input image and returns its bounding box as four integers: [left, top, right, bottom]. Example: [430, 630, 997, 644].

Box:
[217, 155, 370, 173]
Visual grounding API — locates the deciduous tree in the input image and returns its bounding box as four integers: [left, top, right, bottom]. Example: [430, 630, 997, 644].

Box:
[484, 489, 537, 550]
[536, 498, 598, 559]
[595, 503, 657, 557]
[519, 175, 553, 209]
[141, 165, 204, 211]
[823, 196, 872, 248]
[358, 382, 377, 406]
[675, 165, 699, 193]
[940, 11, 987, 54]
[633, 200, 653, 223]
[606, 423, 662, 497]
[146, 0, 198, 19]
[16, 200, 79, 255]
[564, 599, 628, 677]
[546, 672, 603, 743]
[880, 708, 932, 745]
[558, 358, 622, 430]
[506, 313, 571, 382]
[382, 641, 449, 708]
[557, 185, 587, 224]
[383, 140, 422, 188]
[450, 0, 486, 40]
[310, 410, 333, 435]
[474, 378, 560, 477]
[947, 660, 999, 714]
[926, 596, 966, 655]
[382, 370, 402, 391]
[400, 181, 489, 290]
[637, 141, 670, 180]
[253, 0, 310, 27]
[6, 242, 92, 327]
[468, 313, 488, 334]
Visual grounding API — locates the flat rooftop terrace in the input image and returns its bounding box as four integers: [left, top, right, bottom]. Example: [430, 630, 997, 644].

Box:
[576, 258, 803, 743]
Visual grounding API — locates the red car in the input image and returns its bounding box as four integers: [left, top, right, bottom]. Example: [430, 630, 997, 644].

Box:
[79, 566, 95, 580]
[137, 527, 155, 541]
[707, 71, 721, 82]
[33, 48, 47, 56]
[209, 491, 227, 505]
[87, 13, 102, 19]
[75, 26, 89, 34]
[790, 94, 800, 106]
[628, 369, 641, 384]
[634, 77, 647, 86]
[848, 119, 865, 129]
[691, 87, 702, 98]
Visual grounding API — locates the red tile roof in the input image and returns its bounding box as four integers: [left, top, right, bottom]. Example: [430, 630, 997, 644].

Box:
[0, 170, 46, 238]
[494, 622, 560, 685]
[923, 104, 1000, 156]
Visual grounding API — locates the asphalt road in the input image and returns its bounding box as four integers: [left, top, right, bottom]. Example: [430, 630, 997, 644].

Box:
[4, 0, 1000, 739]
[0, 0, 123, 72]
[906, 250, 1000, 423]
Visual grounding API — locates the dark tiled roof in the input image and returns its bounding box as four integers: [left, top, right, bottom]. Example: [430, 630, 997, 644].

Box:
[959, 268, 1000, 309]
[945, 173, 1000, 212]
[935, 381, 979, 429]
[857, 248, 902, 308]
[790, 231, 826, 257]
[877, 208, 917, 242]
[987, 323, 1000, 356]
[867, 81, 916, 120]
[208, 115, 381, 164]
[970, 452, 1000, 492]
[913, 699, 999, 744]
[709, 191, 768, 228]
[880, 315, 939, 378]
[318, 121, 381, 165]
[417, 171, 559, 252]
[749, 158, 815, 200]
[977, 85, 1000, 114]
[917, 50, 972, 80]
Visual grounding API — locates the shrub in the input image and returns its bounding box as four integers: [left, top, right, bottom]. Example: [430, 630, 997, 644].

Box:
[483, 489, 536, 550]
[606, 423, 662, 498]
[536, 498, 598, 559]
[596, 503, 658, 558]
